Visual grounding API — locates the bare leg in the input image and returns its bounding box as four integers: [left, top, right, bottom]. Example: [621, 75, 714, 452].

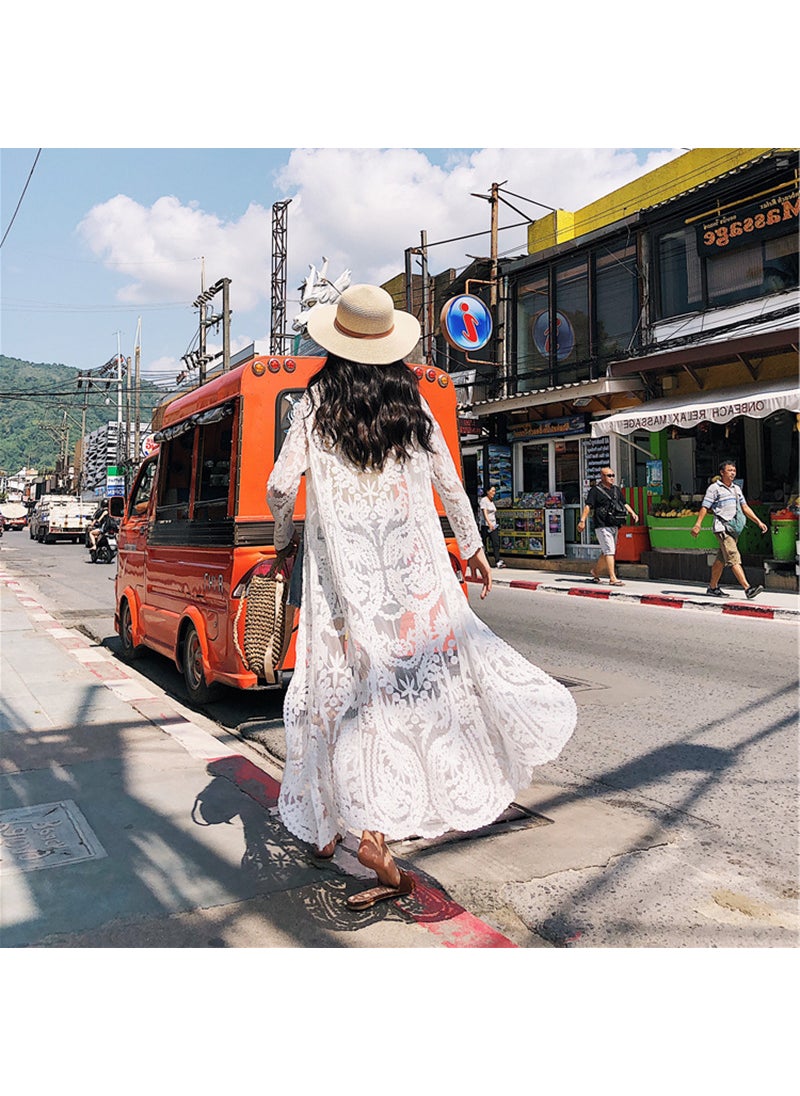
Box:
[591, 555, 608, 581]
[357, 830, 401, 888]
[730, 561, 751, 591]
[708, 559, 725, 588]
[605, 554, 619, 583]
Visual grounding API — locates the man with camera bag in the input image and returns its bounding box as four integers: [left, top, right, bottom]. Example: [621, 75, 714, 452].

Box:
[577, 466, 638, 586]
[691, 460, 767, 599]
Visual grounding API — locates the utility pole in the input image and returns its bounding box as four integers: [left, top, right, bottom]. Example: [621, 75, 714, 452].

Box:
[134, 319, 142, 463]
[115, 331, 124, 464]
[489, 181, 499, 311]
[221, 277, 231, 372]
[404, 247, 414, 314]
[198, 257, 207, 384]
[270, 200, 291, 354]
[184, 275, 232, 382]
[420, 230, 430, 365]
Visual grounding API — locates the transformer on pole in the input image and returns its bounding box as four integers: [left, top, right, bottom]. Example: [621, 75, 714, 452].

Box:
[270, 199, 292, 354]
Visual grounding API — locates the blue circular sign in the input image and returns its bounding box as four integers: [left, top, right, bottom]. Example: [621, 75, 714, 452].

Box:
[532, 310, 575, 361]
[440, 295, 493, 352]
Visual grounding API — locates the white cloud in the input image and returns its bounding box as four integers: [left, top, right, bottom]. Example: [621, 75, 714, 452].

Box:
[77, 194, 270, 311]
[77, 148, 684, 349]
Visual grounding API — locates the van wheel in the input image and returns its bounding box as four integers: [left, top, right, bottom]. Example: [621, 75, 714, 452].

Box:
[182, 624, 216, 705]
[119, 600, 141, 661]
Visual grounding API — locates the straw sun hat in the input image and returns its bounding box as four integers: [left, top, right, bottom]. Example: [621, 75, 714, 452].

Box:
[305, 283, 421, 365]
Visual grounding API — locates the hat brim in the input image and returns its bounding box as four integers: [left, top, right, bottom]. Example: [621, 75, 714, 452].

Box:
[305, 302, 421, 365]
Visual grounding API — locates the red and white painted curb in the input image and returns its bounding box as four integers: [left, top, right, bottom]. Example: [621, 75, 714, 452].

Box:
[1, 572, 517, 949]
[467, 575, 797, 622]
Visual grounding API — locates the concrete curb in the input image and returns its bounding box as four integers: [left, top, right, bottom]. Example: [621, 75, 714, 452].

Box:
[467, 575, 799, 622]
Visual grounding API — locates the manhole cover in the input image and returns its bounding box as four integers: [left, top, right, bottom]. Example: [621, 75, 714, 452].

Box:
[0, 800, 107, 874]
[389, 802, 551, 856]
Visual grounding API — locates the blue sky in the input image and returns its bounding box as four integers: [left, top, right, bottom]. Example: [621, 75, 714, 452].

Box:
[1, 147, 685, 389]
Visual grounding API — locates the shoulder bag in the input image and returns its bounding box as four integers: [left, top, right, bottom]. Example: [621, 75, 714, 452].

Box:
[595, 485, 628, 527]
[233, 546, 297, 686]
[714, 485, 747, 538]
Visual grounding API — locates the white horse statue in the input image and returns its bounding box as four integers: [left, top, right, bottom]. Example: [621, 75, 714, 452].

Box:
[292, 258, 352, 334]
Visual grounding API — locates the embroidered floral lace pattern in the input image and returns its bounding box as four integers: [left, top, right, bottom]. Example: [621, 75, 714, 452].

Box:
[267, 393, 577, 848]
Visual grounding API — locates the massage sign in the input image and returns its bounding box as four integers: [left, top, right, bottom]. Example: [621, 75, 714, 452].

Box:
[694, 183, 798, 253]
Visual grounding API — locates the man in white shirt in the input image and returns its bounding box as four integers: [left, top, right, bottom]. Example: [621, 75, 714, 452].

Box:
[691, 460, 767, 599]
[479, 486, 505, 568]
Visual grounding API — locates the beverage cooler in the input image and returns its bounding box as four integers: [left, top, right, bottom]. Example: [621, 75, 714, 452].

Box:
[497, 494, 566, 558]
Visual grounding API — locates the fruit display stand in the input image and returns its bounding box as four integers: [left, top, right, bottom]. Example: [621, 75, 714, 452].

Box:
[645, 513, 717, 551]
[646, 502, 774, 554]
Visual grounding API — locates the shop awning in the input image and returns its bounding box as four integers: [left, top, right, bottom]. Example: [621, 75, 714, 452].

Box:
[590, 377, 800, 437]
[472, 376, 643, 416]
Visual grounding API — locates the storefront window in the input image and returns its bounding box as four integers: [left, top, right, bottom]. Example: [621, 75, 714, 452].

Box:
[554, 257, 590, 382]
[762, 410, 799, 503]
[707, 233, 799, 308]
[522, 443, 549, 493]
[657, 226, 703, 318]
[555, 440, 580, 504]
[596, 243, 639, 358]
[516, 274, 550, 392]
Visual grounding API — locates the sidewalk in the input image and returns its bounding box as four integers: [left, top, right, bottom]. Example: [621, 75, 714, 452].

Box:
[0, 573, 518, 948]
[468, 563, 800, 622]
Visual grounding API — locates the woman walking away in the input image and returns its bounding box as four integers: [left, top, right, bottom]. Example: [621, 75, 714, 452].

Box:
[267, 284, 577, 910]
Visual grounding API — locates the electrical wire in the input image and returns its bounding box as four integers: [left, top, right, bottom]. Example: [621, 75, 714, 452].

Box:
[0, 149, 42, 249]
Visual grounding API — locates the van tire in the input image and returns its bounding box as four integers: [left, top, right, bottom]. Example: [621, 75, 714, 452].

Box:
[119, 600, 142, 661]
[182, 623, 216, 705]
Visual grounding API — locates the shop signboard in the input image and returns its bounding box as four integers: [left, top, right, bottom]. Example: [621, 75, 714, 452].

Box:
[695, 183, 798, 255]
[440, 295, 493, 352]
[646, 459, 664, 492]
[532, 310, 575, 361]
[478, 444, 512, 505]
[106, 466, 126, 498]
[510, 415, 586, 442]
[583, 436, 610, 482]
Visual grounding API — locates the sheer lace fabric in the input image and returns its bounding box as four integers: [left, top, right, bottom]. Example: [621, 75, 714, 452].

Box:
[267, 393, 577, 849]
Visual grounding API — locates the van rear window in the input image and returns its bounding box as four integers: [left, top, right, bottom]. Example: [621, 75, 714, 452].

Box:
[276, 390, 306, 458]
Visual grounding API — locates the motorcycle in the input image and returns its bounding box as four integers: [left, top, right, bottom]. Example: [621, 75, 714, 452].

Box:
[88, 525, 118, 564]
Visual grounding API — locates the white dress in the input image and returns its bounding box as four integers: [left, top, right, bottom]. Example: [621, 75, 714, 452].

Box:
[267, 393, 577, 849]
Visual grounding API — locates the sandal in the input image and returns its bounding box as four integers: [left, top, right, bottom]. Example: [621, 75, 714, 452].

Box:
[312, 834, 343, 860]
[346, 869, 415, 910]
[609, 580, 625, 586]
[586, 575, 602, 584]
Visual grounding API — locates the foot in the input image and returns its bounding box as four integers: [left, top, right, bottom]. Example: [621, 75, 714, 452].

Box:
[609, 580, 625, 586]
[496, 560, 506, 568]
[706, 586, 730, 598]
[312, 834, 343, 859]
[745, 585, 764, 600]
[357, 831, 401, 888]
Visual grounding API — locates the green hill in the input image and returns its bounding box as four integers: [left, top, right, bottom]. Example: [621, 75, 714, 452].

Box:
[0, 355, 165, 475]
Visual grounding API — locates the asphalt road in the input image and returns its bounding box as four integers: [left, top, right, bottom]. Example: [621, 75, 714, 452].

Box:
[3, 531, 798, 946]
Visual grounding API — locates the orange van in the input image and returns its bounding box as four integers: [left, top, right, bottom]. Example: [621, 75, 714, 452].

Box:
[115, 346, 469, 704]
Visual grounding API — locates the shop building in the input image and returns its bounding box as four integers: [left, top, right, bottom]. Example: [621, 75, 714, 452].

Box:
[467, 148, 799, 581]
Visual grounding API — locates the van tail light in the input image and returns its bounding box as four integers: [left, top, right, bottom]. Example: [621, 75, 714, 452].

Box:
[232, 556, 273, 598]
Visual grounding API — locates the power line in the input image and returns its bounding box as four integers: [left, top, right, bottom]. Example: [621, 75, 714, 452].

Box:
[0, 149, 42, 249]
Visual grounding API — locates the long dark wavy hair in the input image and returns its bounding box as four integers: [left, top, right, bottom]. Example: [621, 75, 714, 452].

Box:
[307, 354, 434, 472]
